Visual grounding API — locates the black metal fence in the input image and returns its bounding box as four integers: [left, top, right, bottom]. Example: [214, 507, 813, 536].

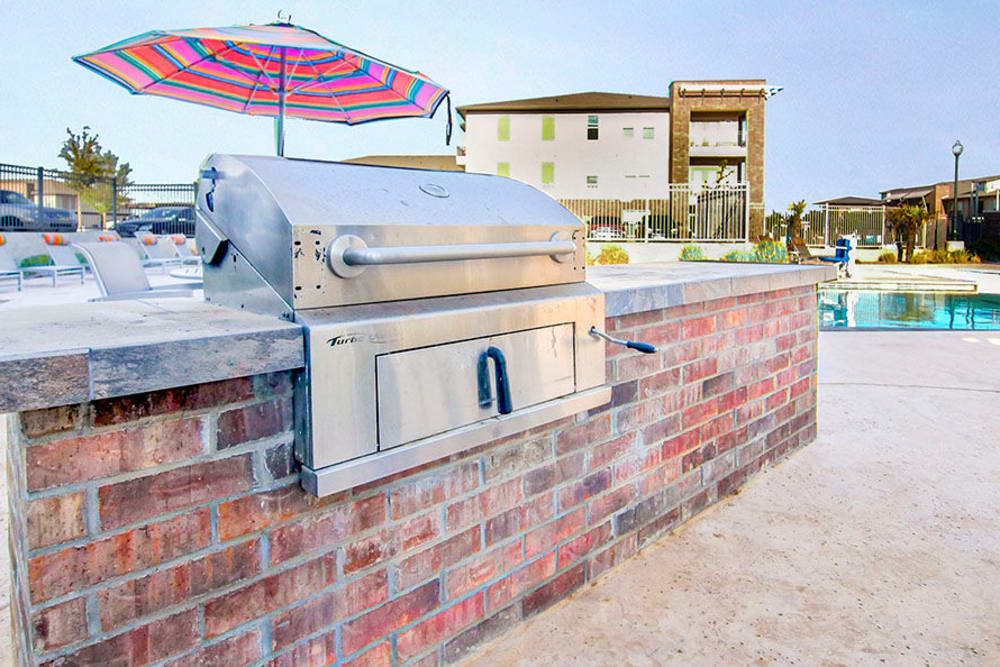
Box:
[0, 162, 196, 235]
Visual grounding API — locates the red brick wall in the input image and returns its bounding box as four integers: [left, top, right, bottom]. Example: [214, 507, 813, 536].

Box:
[9, 285, 818, 666]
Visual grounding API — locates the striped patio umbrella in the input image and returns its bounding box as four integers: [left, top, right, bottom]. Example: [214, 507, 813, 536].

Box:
[72, 19, 451, 155]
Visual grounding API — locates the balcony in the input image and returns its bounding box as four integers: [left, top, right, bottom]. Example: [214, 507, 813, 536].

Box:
[688, 139, 747, 158]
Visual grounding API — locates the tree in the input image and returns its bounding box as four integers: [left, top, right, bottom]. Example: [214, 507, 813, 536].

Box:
[787, 200, 807, 241]
[885, 204, 931, 262]
[59, 127, 132, 223]
[713, 159, 736, 185]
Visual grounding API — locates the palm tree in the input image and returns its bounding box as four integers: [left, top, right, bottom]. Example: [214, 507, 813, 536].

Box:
[885, 205, 931, 262]
[786, 200, 807, 243]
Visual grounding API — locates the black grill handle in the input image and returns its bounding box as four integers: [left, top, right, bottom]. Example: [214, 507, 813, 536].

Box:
[589, 326, 657, 354]
[477, 347, 513, 414]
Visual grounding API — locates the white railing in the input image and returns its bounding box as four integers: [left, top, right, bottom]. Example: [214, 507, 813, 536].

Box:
[562, 182, 749, 243]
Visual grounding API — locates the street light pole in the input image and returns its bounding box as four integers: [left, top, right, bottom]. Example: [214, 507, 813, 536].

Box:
[950, 140, 963, 242]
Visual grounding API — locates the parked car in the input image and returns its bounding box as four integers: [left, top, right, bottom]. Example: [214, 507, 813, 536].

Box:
[114, 206, 195, 237]
[0, 189, 76, 231]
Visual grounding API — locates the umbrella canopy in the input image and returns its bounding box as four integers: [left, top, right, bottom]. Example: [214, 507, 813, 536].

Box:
[73, 21, 450, 155]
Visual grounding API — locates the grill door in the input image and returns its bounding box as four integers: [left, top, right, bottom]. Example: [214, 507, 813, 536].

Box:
[376, 324, 576, 449]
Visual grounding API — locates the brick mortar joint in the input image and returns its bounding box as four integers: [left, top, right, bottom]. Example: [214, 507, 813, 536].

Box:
[19, 387, 294, 447]
[21, 430, 293, 507]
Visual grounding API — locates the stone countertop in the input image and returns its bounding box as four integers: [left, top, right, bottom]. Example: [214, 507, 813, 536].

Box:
[0, 299, 303, 412]
[588, 261, 836, 317]
[0, 262, 835, 413]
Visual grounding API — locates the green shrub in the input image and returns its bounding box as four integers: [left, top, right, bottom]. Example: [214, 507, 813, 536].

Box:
[594, 245, 629, 265]
[718, 240, 787, 264]
[19, 254, 53, 268]
[910, 248, 981, 264]
[679, 244, 706, 261]
[720, 249, 757, 262]
[753, 238, 788, 263]
[877, 250, 897, 263]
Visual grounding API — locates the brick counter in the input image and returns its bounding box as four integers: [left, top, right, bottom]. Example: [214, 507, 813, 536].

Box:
[5, 273, 826, 666]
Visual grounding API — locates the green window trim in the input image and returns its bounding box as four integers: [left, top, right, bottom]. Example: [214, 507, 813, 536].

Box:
[542, 116, 555, 141]
[497, 116, 510, 141]
[541, 162, 555, 185]
[497, 162, 510, 177]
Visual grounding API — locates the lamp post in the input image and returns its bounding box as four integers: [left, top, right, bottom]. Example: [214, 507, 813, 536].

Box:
[950, 140, 963, 242]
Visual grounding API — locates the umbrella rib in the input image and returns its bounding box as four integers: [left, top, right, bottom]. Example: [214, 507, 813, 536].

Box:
[137, 41, 241, 93]
[241, 44, 277, 113]
[247, 49, 280, 93]
[288, 56, 354, 94]
[304, 58, 352, 123]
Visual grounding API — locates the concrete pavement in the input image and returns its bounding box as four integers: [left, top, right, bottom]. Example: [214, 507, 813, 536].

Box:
[462, 331, 1000, 665]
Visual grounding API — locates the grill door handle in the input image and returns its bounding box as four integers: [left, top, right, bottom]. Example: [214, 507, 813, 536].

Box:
[477, 347, 513, 415]
[328, 234, 575, 278]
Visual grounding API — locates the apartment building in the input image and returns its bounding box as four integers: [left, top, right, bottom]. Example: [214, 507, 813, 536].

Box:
[882, 174, 1000, 247]
[455, 80, 776, 238]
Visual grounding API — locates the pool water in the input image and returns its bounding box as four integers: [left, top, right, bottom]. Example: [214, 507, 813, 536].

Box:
[819, 290, 1000, 329]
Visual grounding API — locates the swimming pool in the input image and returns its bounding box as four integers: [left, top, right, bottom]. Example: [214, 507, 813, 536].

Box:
[818, 290, 1000, 329]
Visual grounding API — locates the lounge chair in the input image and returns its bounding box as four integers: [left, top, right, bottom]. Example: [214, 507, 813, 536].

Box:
[167, 234, 201, 265]
[20, 233, 86, 287]
[0, 234, 24, 291]
[789, 239, 819, 264]
[73, 241, 197, 301]
[136, 233, 183, 273]
[43, 233, 89, 278]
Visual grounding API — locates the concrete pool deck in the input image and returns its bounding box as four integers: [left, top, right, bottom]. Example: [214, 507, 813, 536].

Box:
[461, 330, 1000, 665]
[832, 263, 1000, 294]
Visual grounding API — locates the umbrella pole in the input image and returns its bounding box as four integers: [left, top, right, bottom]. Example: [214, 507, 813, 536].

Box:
[277, 48, 286, 156]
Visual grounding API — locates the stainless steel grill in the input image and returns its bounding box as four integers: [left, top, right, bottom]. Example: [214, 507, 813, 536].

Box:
[196, 155, 611, 496]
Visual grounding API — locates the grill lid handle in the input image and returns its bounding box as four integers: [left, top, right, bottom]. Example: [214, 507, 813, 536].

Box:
[327, 233, 575, 278]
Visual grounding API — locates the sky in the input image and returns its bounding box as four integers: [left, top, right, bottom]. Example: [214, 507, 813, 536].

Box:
[4, 0, 998, 212]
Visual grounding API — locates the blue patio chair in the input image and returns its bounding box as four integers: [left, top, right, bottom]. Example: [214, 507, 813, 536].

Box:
[817, 237, 855, 278]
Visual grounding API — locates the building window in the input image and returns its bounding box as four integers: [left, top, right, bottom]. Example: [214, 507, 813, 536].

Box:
[497, 162, 510, 177]
[542, 116, 555, 141]
[622, 127, 634, 138]
[586, 175, 598, 188]
[587, 115, 599, 140]
[642, 127, 654, 140]
[497, 116, 510, 142]
[541, 162, 555, 185]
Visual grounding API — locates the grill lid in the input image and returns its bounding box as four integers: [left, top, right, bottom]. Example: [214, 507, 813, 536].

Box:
[197, 155, 586, 313]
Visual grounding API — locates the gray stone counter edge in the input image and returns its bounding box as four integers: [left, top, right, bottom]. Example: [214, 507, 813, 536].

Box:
[588, 263, 836, 317]
[0, 327, 304, 413]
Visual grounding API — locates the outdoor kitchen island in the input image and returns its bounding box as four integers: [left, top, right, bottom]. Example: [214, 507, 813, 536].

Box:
[2, 260, 833, 666]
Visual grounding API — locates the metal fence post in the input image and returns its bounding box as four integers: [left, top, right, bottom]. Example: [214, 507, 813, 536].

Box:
[824, 205, 830, 246]
[743, 183, 750, 242]
[36, 166, 44, 228]
[111, 177, 118, 231]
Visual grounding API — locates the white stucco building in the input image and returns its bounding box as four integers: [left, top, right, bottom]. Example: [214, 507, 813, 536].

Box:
[457, 93, 673, 200]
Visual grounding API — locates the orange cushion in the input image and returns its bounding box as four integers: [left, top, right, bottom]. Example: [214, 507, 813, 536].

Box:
[97, 234, 118, 242]
[43, 233, 68, 245]
[170, 235, 186, 245]
[141, 235, 156, 246]
[0, 233, 5, 246]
